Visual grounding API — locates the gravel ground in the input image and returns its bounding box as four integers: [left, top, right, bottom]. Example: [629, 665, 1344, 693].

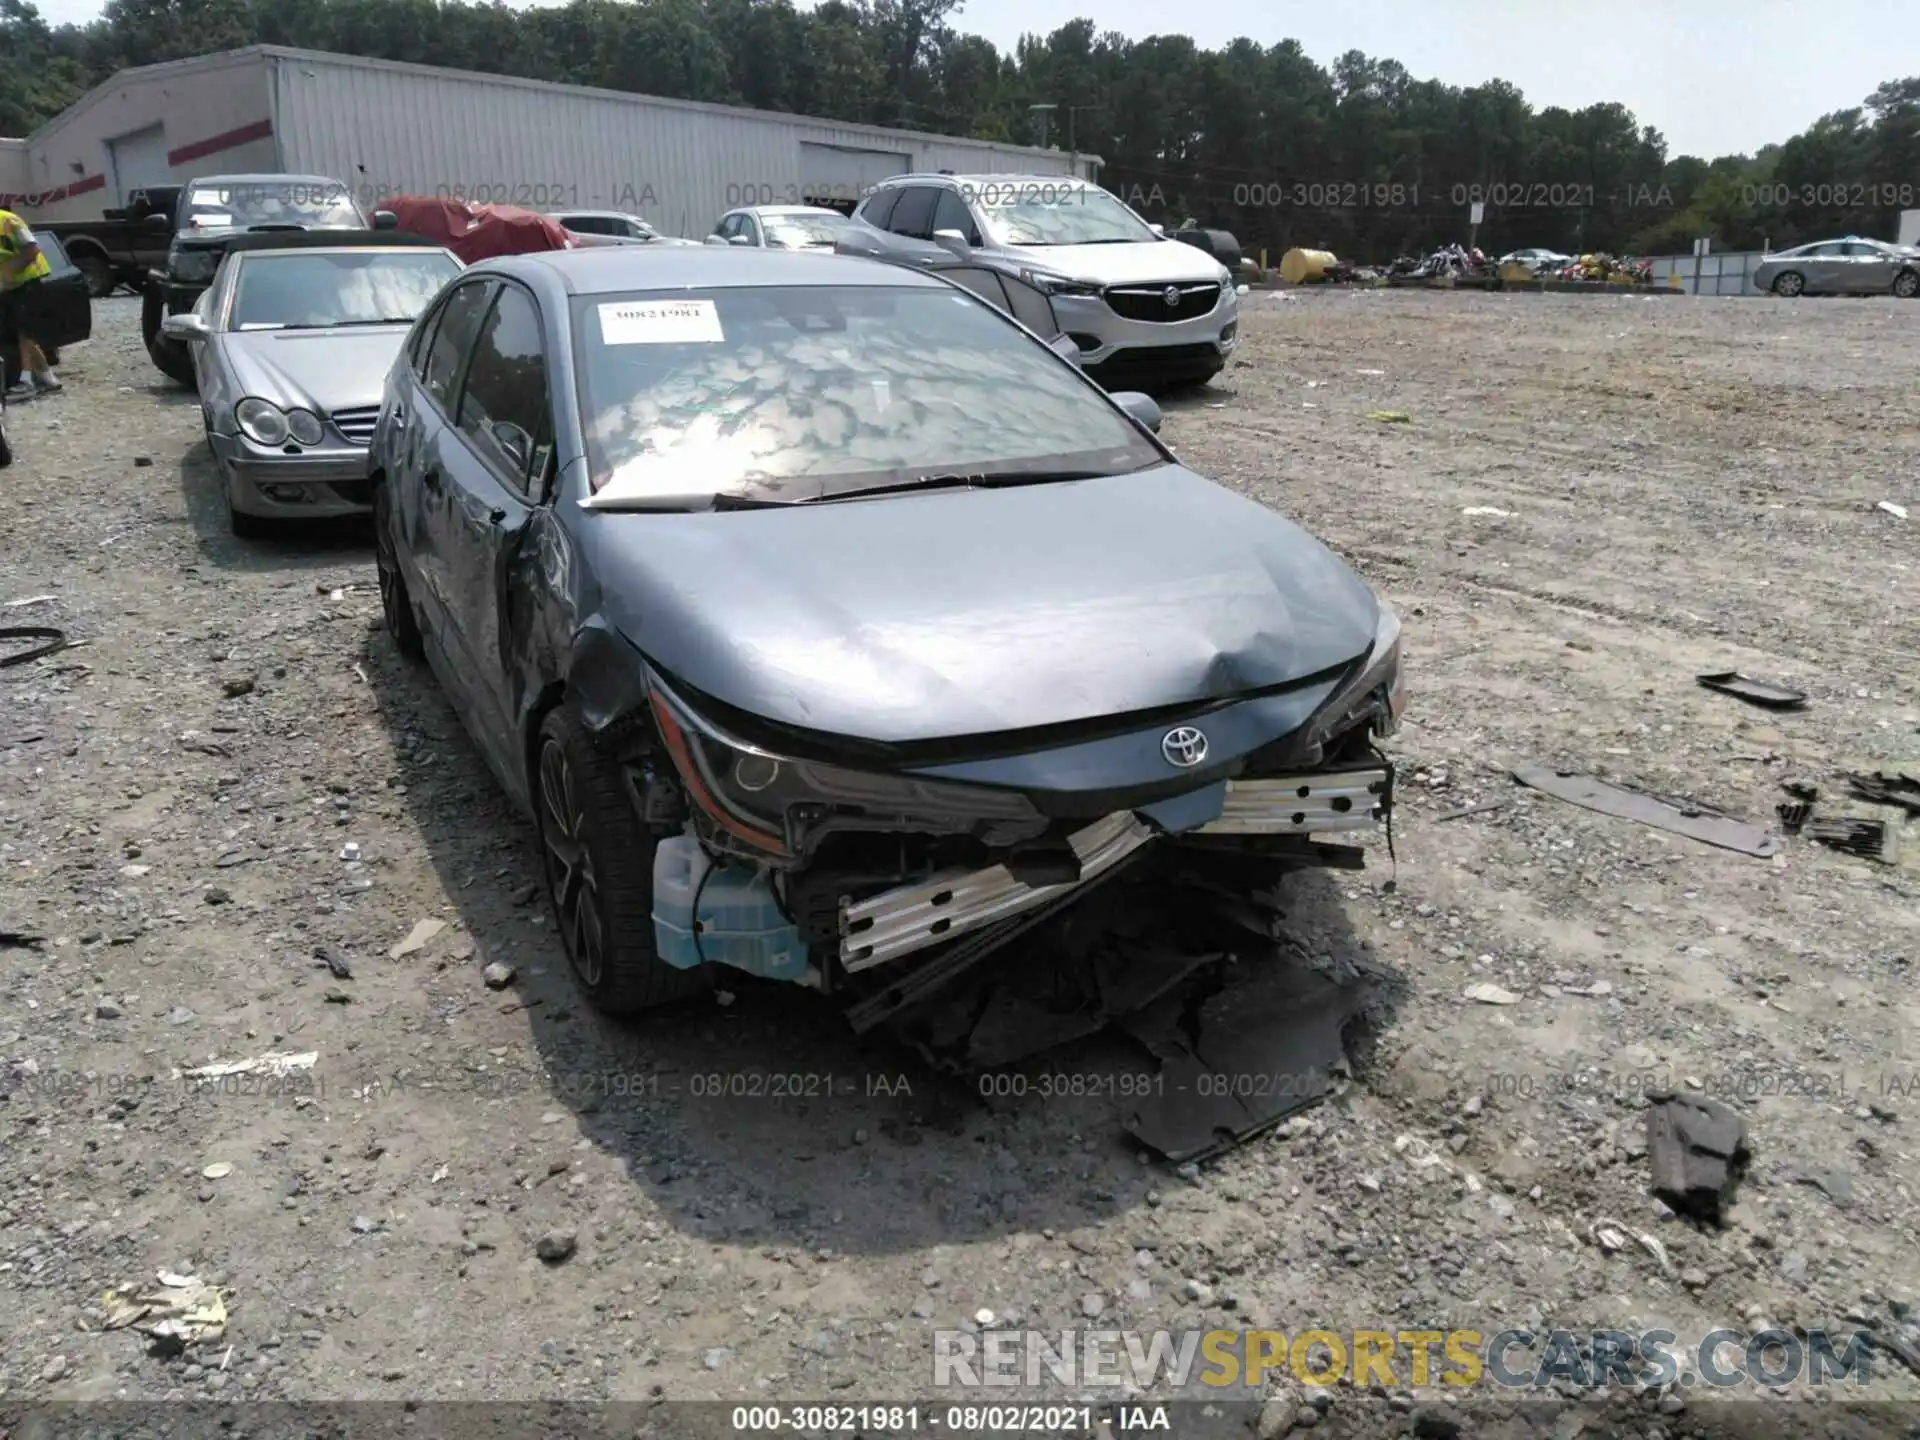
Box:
[1, 291, 1917, 1431]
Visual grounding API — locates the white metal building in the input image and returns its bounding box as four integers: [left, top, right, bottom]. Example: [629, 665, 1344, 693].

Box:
[0, 45, 1100, 238]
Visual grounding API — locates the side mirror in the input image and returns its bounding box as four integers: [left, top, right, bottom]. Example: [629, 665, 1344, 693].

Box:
[372, 210, 398, 230]
[1047, 332, 1083, 369]
[1149, 223, 1165, 237]
[931, 228, 970, 259]
[728, 233, 753, 246]
[146, 213, 173, 232]
[704, 234, 728, 246]
[162, 312, 211, 342]
[1111, 390, 1162, 434]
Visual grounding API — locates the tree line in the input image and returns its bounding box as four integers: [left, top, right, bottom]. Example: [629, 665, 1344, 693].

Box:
[5, 0, 1918, 260]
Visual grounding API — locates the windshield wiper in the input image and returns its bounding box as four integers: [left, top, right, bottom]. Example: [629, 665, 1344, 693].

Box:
[327, 318, 418, 327]
[808, 469, 1113, 503]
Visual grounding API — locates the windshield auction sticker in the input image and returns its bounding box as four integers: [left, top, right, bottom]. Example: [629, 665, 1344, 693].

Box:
[599, 299, 724, 345]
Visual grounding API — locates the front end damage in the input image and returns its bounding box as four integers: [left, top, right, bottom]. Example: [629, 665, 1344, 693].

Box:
[601, 607, 1405, 1156]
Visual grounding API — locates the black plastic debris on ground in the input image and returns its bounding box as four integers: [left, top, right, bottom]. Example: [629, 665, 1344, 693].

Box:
[1696, 671, 1807, 709]
[1776, 801, 1813, 835]
[0, 625, 67, 668]
[1646, 1092, 1750, 1226]
[1804, 815, 1897, 864]
[874, 843, 1381, 1163]
[1511, 766, 1778, 857]
[1847, 770, 1920, 817]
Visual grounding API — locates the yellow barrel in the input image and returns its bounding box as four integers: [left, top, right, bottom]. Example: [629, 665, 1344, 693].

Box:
[1498, 261, 1536, 283]
[1280, 248, 1337, 285]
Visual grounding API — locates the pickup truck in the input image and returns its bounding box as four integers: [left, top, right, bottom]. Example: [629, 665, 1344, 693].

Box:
[37, 185, 182, 298]
[142, 173, 395, 387]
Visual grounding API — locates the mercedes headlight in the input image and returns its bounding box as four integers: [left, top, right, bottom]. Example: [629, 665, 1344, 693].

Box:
[285, 408, 325, 446]
[235, 398, 290, 446]
[1302, 604, 1405, 750]
[644, 670, 1040, 861]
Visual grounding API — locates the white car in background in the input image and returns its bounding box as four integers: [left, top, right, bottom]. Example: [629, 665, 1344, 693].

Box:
[547, 210, 701, 246]
[852, 174, 1239, 389]
[708, 205, 858, 252]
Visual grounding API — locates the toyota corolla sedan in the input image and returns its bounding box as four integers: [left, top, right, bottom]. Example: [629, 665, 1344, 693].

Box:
[369, 248, 1403, 1015]
[165, 235, 464, 535]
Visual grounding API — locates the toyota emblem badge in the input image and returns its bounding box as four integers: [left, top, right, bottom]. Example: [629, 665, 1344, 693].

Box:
[1163, 285, 1182, 307]
[1161, 726, 1208, 768]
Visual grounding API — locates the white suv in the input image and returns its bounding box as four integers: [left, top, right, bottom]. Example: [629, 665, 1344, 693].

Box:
[853, 174, 1239, 387]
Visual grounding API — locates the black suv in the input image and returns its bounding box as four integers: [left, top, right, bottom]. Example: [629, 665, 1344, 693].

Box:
[142, 174, 395, 386]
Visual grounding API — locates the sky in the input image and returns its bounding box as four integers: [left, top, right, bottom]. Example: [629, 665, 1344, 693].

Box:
[27, 0, 1910, 160]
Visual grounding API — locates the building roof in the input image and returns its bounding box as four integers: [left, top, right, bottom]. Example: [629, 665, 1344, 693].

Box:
[20, 45, 1102, 168]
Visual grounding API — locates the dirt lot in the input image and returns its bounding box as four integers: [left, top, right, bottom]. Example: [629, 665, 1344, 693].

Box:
[2, 290, 1917, 1431]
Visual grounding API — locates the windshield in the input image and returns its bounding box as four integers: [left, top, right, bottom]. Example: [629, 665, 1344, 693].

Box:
[764, 214, 852, 248]
[229, 251, 461, 330]
[971, 183, 1158, 246]
[574, 283, 1159, 506]
[181, 181, 365, 233]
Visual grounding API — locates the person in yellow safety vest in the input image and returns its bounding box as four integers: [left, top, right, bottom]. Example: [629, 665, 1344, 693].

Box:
[0, 207, 62, 396]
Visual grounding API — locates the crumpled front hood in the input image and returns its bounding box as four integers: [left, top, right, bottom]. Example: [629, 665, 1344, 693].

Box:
[220, 327, 410, 416]
[585, 464, 1381, 744]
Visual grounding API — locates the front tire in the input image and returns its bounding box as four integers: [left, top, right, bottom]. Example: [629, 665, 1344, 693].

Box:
[1894, 269, 1919, 299]
[1772, 271, 1805, 297]
[372, 480, 423, 660]
[536, 705, 709, 1015]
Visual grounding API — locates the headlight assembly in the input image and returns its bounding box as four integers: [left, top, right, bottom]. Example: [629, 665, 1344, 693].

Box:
[169, 248, 220, 285]
[1302, 603, 1404, 751]
[1019, 269, 1101, 297]
[285, 409, 325, 446]
[644, 671, 1041, 862]
[235, 398, 290, 446]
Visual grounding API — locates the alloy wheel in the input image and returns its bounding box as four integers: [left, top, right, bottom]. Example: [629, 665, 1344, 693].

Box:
[539, 739, 605, 988]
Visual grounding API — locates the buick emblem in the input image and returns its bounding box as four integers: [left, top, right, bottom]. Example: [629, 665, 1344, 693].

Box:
[1161, 726, 1208, 768]
[1163, 285, 1183, 307]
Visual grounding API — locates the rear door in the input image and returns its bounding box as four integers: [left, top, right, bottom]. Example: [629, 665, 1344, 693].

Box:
[401, 277, 497, 661]
[425, 279, 555, 758]
[1798, 242, 1847, 292]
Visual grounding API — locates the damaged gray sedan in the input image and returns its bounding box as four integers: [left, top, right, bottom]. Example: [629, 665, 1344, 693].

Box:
[370, 248, 1405, 1024]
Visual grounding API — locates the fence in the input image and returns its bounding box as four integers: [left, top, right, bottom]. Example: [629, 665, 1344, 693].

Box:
[1645, 250, 1764, 296]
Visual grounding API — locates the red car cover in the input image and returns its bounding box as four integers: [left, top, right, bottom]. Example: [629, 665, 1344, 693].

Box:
[379, 195, 577, 264]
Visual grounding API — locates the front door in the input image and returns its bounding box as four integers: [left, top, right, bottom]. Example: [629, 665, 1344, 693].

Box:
[423, 278, 554, 759]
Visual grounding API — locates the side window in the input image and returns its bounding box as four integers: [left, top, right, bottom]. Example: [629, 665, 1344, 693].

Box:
[716, 215, 740, 239]
[408, 295, 446, 379]
[744, 216, 764, 246]
[860, 188, 900, 229]
[423, 280, 494, 410]
[1805, 242, 1843, 257]
[455, 284, 551, 493]
[888, 187, 937, 239]
[932, 190, 979, 245]
[1844, 242, 1881, 257]
[945, 267, 1011, 313]
[1001, 272, 1060, 336]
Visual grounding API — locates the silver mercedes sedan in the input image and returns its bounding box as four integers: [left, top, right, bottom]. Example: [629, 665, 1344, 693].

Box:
[162, 236, 464, 536]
